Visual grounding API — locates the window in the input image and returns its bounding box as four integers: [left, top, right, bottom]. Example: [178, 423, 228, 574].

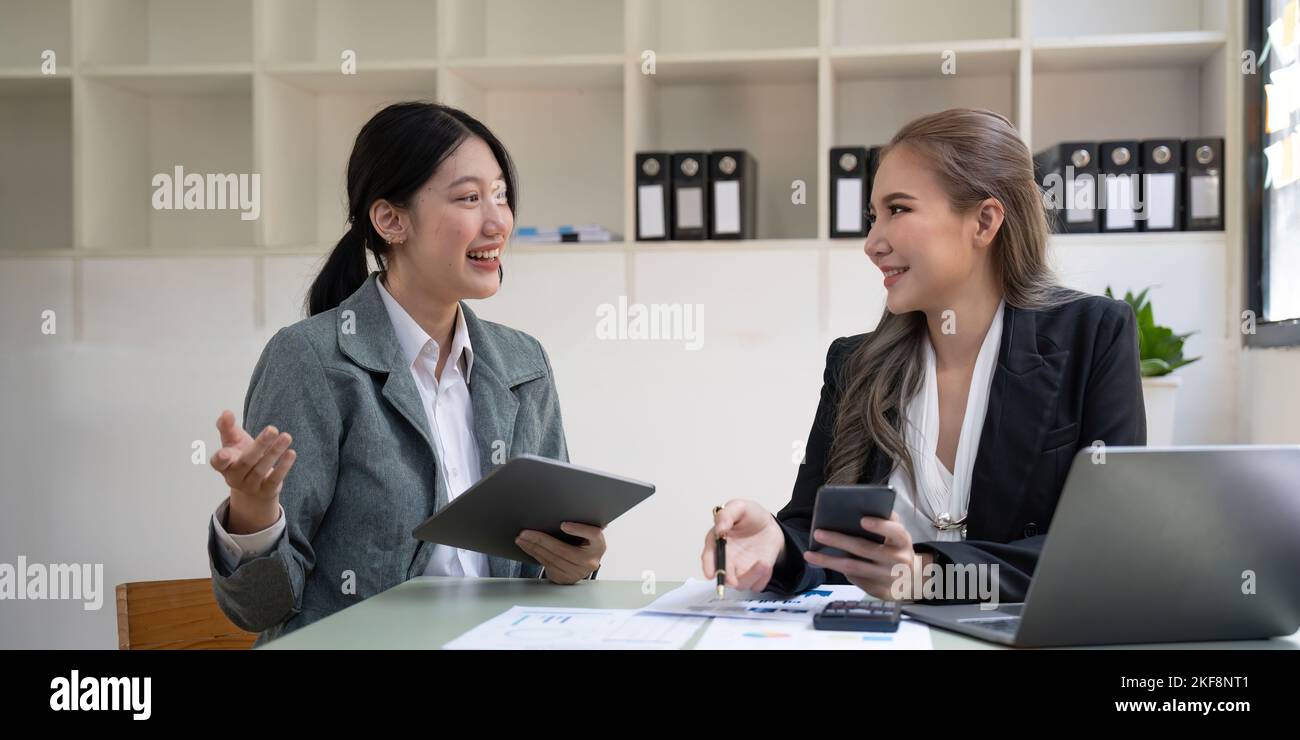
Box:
[1247, 0, 1300, 346]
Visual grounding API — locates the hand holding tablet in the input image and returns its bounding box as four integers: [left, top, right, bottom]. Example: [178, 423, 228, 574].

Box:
[412, 455, 654, 567]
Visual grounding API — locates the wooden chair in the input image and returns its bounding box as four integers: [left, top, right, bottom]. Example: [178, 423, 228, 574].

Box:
[115, 578, 258, 650]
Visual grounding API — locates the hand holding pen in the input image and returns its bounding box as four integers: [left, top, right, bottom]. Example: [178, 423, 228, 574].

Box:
[701, 500, 788, 595]
[713, 505, 726, 597]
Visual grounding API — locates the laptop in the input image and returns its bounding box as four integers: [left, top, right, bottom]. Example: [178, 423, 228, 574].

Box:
[903, 446, 1300, 647]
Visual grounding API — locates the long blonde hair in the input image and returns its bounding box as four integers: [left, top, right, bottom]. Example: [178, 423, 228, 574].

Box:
[825, 108, 1080, 490]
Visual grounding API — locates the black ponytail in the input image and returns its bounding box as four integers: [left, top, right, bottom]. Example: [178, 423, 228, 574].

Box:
[306, 101, 518, 316]
[308, 225, 370, 318]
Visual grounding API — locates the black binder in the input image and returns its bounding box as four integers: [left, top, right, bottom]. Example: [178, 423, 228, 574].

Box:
[635, 152, 672, 241]
[830, 146, 868, 238]
[709, 149, 756, 239]
[1099, 140, 1140, 233]
[1183, 138, 1224, 231]
[1035, 142, 1100, 233]
[670, 152, 709, 240]
[1139, 139, 1182, 232]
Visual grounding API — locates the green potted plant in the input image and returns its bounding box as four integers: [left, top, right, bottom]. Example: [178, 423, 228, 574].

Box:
[1105, 286, 1201, 446]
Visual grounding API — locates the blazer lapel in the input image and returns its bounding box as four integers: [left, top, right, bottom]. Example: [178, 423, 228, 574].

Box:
[966, 303, 1069, 541]
[335, 273, 451, 578]
[336, 272, 436, 464]
[463, 303, 528, 578]
[468, 356, 521, 579]
[384, 369, 449, 579]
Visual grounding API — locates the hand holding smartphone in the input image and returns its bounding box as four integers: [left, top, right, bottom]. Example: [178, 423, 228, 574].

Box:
[808, 485, 896, 559]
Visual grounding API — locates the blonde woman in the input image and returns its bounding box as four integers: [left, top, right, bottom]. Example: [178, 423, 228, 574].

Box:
[702, 108, 1145, 602]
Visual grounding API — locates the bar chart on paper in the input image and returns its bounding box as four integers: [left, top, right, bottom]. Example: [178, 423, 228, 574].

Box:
[693, 616, 933, 650]
[442, 606, 705, 650]
[639, 579, 869, 622]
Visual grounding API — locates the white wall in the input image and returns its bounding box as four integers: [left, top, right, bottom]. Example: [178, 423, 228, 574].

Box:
[1240, 348, 1300, 443]
[0, 236, 1249, 648]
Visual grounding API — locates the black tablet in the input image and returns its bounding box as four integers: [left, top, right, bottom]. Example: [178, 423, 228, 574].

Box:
[411, 454, 655, 564]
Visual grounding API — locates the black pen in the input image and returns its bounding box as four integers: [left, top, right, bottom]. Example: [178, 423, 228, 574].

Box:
[713, 505, 726, 598]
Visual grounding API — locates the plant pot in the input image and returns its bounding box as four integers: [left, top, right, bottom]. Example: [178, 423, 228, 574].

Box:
[1141, 375, 1182, 446]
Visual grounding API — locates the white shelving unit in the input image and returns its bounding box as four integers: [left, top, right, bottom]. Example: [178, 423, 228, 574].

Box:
[0, 0, 1237, 258]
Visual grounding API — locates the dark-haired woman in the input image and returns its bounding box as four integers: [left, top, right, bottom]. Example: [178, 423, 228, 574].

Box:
[701, 109, 1146, 604]
[204, 102, 603, 644]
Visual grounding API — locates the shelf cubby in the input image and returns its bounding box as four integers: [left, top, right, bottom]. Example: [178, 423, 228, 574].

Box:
[442, 63, 626, 239]
[635, 54, 820, 241]
[78, 0, 253, 68]
[77, 75, 255, 250]
[441, 0, 623, 60]
[0, 76, 72, 251]
[1029, 0, 1224, 38]
[640, 0, 820, 55]
[0, 0, 71, 69]
[260, 0, 439, 66]
[831, 65, 1020, 152]
[1032, 47, 1226, 148]
[258, 80, 436, 249]
[832, 0, 1018, 46]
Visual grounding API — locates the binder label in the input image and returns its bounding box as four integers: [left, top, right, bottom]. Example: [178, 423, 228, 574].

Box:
[638, 184, 666, 239]
[714, 180, 741, 235]
[677, 187, 704, 229]
[836, 178, 864, 233]
[1144, 173, 1177, 229]
[1190, 174, 1221, 220]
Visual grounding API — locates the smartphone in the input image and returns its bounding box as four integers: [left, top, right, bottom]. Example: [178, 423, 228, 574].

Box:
[808, 485, 896, 558]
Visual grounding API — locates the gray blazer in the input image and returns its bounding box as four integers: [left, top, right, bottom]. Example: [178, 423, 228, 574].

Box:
[208, 272, 567, 645]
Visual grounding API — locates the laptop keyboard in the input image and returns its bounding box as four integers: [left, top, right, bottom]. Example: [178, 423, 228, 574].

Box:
[974, 618, 1020, 634]
[946, 603, 1026, 638]
[957, 615, 1021, 634]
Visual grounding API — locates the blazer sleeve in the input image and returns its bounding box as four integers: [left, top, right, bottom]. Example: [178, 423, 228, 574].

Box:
[764, 338, 851, 595]
[913, 299, 1147, 603]
[208, 327, 342, 633]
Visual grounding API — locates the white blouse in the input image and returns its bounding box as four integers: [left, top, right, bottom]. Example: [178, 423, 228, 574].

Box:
[888, 299, 1006, 545]
[375, 277, 490, 578]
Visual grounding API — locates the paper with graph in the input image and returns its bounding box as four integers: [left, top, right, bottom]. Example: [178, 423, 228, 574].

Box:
[442, 606, 705, 650]
[693, 614, 933, 650]
[638, 578, 868, 622]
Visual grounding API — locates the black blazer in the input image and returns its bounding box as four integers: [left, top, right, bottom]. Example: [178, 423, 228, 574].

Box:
[767, 293, 1146, 601]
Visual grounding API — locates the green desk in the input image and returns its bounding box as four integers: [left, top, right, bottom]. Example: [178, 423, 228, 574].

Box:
[261, 577, 1300, 650]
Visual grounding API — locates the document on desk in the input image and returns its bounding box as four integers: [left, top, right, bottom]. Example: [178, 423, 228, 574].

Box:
[442, 606, 706, 650]
[694, 615, 933, 650]
[638, 578, 867, 623]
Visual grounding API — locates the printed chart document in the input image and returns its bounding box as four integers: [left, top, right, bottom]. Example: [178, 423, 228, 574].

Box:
[638, 578, 868, 622]
[694, 614, 933, 650]
[443, 606, 705, 650]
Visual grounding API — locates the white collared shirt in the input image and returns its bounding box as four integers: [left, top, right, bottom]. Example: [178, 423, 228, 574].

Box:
[374, 276, 489, 577]
[888, 299, 1006, 545]
[211, 277, 490, 578]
